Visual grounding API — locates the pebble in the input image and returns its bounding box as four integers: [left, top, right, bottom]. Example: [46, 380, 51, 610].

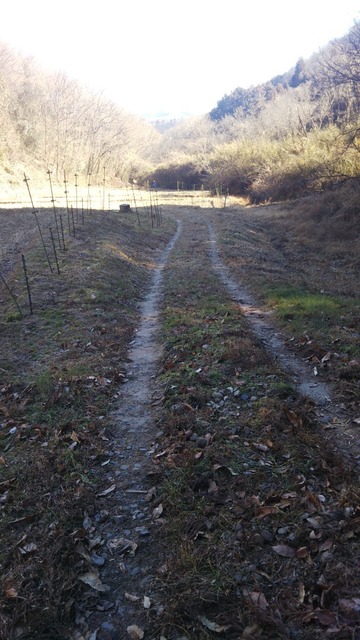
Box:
[97, 600, 114, 611]
[135, 527, 150, 536]
[259, 529, 274, 543]
[278, 527, 290, 536]
[91, 553, 106, 567]
[101, 622, 116, 631]
[196, 419, 210, 428]
[253, 533, 264, 546]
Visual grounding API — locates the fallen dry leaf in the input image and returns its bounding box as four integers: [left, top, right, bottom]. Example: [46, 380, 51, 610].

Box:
[197, 615, 230, 633]
[127, 625, 144, 639]
[241, 624, 262, 638]
[299, 582, 306, 603]
[152, 503, 163, 519]
[315, 609, 337, 626]
[0, 404, 10, 417]
[109, 538, 138, 555]
[285, 408, 303, 428]
[208, 479, 218, 494]
[244, 589, 269, 610]
[252, 442, 269, 452]
[19, 542, 37, 555]
[212, 463, 238, 476]
[157, 562, 168, 574]
[338, 597, 360, 622]
[319, 539, 333, 553]
[78, 570, 108, 592]
[154, 449, 168, 459]
[4, 587, 18, 598]
[254, 506, 280, 519]
[96, 483, 116, 497]
[272, 544, 295, 558]
[145, 486, 156, 502]
[125, 592, 140, 602]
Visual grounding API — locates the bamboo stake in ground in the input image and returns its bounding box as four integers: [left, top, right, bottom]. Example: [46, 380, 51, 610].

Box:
[130, 184, 141, 226]
[0, 270, 23, 318]
[64, 170, 69, 215]
[149, 189, 154, 228]
[59, 214, 66, 251]
[154, 190, 161, 226]
[71, 205, 75, 237]
[67, 205, 71, 236]
[75, 173, 79, 222]
[47, 170, 61, 250]
[63, 170, 72, 231]
[102, 166, 106, 211]
[87, 173, 92, 214]
[49, 228, 60, 275]
[21, 254, 33, 315]
[23, 173, 53, 273]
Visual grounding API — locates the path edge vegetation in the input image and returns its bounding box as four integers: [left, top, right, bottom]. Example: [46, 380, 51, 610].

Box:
[0, 206, 176, 639]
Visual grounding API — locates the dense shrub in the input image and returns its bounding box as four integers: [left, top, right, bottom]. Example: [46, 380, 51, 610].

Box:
[147, 157, 208, 190]
[208, 124, 360, 202]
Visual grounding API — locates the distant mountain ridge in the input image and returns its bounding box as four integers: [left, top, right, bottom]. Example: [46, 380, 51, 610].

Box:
[209, 55, 311, 121]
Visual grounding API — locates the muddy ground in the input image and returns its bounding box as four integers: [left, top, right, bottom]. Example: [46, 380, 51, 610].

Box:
[0, 191, 359, 639]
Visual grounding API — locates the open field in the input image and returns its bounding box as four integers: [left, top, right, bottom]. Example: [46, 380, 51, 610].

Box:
[0, 190, 359, 639]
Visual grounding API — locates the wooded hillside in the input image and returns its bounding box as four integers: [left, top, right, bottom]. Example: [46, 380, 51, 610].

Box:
[2, 22, 360, 204]
[150, 21, 360, 203]
[0, 44, 159, 192]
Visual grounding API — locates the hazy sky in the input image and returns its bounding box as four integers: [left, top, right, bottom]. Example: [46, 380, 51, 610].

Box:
[1, 0, 359, 118]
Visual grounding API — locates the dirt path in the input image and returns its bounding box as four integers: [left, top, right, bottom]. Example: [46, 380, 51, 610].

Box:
[74, 223, 182, 640]
[76, 205, 360, 639]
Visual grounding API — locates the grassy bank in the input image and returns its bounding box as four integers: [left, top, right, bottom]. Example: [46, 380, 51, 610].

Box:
[0, 206, 176, 639]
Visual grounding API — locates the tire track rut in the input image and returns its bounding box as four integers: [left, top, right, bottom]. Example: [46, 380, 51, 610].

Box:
[207, 219, 360, 466]
[77, 222, 182, 640]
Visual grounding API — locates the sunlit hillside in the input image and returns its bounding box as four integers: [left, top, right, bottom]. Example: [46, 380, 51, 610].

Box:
[1, 21, 360, 209]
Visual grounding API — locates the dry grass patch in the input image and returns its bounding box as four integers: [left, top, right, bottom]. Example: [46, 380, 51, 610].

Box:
[211, 189, 359, 410]
[146, 209, 360, 639]
[0, 206, 176, 638]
